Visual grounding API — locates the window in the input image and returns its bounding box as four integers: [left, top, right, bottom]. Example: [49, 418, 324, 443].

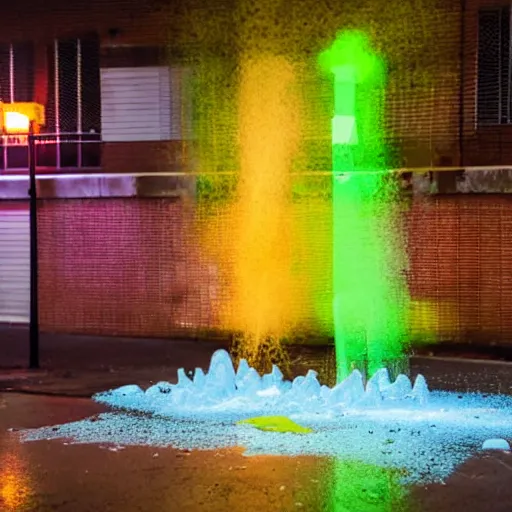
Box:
[477, 7, 511, 125]
[0, 42, 36, 170]
[0, 42, 33, 104]
[0, 35, 101, 171]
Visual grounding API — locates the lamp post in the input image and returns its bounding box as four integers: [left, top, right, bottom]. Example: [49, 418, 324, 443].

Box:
[28, 121, 39, 369]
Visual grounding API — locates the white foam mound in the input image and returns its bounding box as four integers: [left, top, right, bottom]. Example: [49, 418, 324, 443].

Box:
[94, 349, 430, 420]
[482, 438, 511, 451]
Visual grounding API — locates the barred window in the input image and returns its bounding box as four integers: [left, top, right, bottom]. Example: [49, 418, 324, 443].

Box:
[0, 35, 101, 171]
[477, 6, 511, 125]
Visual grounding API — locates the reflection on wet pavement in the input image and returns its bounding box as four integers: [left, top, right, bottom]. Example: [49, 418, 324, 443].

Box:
[0, 393, 334, 511]
[2, 392, 512, 511]
[0, 394, 32, 510]
[327, 459, 408, 511]
[0, 439, 32, 511]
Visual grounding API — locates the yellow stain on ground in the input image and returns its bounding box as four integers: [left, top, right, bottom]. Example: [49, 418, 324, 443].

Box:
[237, 415, 313, 434]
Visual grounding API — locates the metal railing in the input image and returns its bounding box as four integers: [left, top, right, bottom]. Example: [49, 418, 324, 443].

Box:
[0, 131, 101, 172]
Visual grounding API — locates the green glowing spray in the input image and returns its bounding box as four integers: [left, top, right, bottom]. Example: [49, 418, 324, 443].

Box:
[319, 31, 409, 381]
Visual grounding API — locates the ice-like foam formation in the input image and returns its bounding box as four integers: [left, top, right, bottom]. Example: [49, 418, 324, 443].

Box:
[94, 349, 429, 420]
[19, 349, 512, 485]
[482, 438, 511, 451]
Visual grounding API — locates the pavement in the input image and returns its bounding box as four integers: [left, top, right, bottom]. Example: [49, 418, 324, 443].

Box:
[3, 325, 512, 511]
[0, 324, 230, 396]
[3, 323, 512, 397]
[2, 392, 512, 511]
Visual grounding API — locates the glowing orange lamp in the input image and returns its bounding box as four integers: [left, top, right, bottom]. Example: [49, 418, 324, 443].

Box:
[0, 102, 45, 134]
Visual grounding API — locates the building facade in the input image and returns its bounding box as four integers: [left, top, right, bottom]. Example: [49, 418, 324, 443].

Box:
[1, 0, 512, 347]
[0, 0, 510, 174]
[0, 0, 191, 175]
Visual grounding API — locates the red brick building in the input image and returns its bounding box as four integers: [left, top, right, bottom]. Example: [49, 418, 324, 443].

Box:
[0, 0, 512, 347]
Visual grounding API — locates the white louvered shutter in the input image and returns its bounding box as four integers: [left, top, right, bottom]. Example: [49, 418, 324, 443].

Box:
[0, 208, 30, 323]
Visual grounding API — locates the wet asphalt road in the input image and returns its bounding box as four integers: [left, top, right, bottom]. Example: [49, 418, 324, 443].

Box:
[2, 393, 512, 512]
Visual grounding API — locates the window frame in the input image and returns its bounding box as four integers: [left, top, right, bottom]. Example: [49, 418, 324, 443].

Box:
[0, 35, 101, 172]
[477, 5, 512, 127]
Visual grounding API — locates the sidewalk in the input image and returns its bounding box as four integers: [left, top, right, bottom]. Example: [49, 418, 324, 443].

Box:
[0, 324, 229, 396]
[2, 323, 512, 397]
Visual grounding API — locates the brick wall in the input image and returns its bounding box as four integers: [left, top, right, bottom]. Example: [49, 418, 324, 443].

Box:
[37, 197, 217, 337]
[102, 141, 191, 174]
[387, 0, 462, 168]
[36, 194, 512, 345]
[408, 194, 512, 343]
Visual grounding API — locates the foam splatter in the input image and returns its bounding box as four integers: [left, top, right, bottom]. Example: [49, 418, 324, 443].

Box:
[90, 350, 429, 420]
[19, 350, 512, 485]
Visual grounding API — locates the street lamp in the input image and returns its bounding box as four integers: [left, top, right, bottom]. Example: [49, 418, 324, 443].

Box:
[1, 101, 45, 369]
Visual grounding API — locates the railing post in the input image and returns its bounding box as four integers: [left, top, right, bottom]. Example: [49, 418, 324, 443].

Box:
[28, 123, 39, 369]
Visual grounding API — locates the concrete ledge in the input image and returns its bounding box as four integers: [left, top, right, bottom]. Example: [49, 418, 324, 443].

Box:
[457, 169, 512, 193]
[3, 169, 512, 200]
[0, 173, 197, 200]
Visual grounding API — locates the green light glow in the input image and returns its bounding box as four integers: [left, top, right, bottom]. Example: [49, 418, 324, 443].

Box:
[328, 459, 407, 512]
[332, 115, 357, 145]
[320, 31, 409, 381]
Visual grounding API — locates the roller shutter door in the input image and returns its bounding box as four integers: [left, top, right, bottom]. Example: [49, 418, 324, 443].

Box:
[0, 207, 30, 323]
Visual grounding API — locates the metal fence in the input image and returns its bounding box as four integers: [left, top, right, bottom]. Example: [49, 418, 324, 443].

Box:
[0, 132, 101, 172]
